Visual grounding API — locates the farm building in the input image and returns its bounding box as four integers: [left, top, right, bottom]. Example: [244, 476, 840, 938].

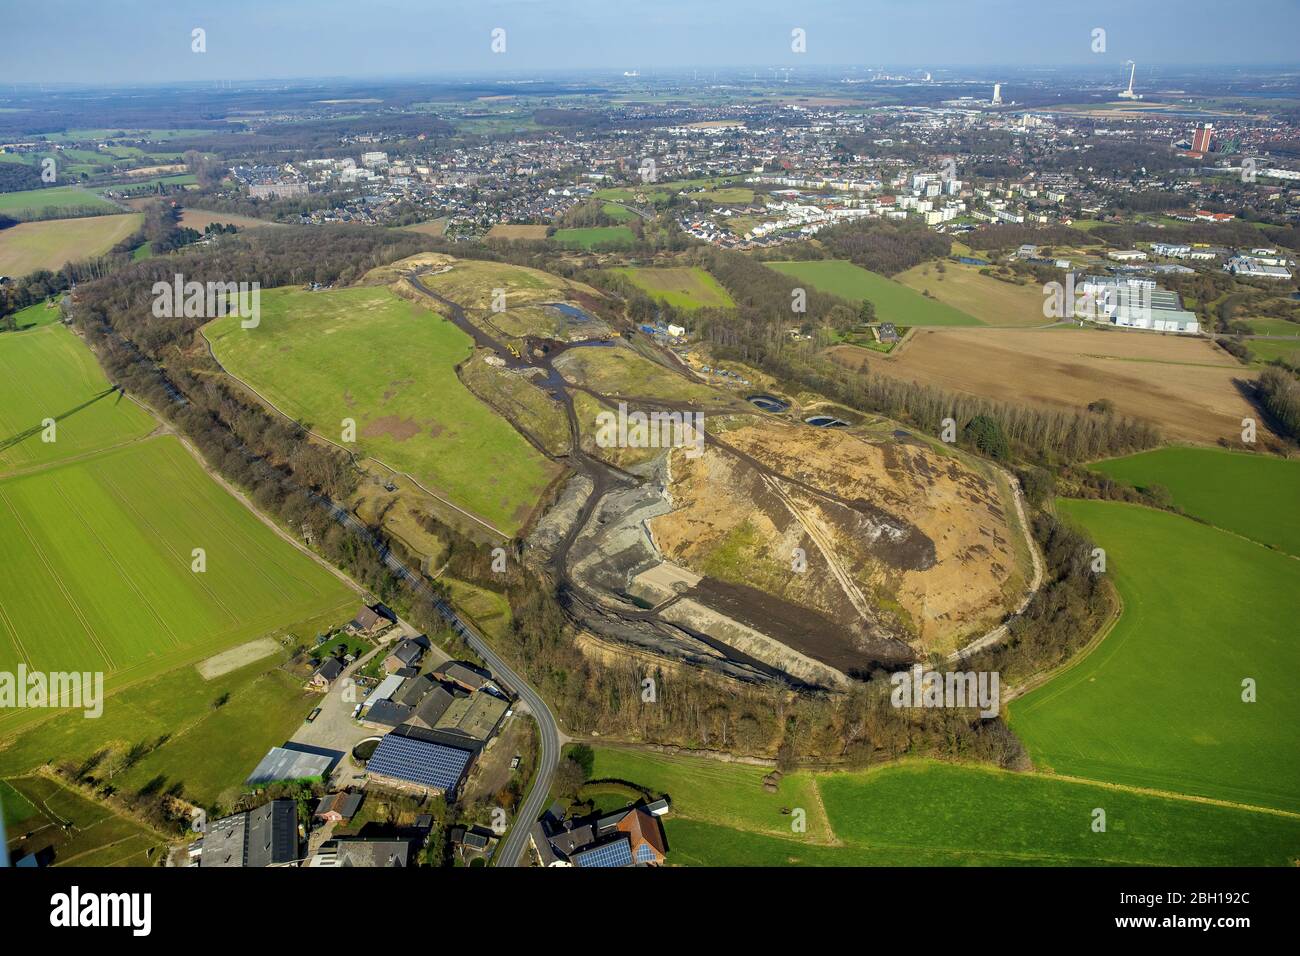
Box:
[364, 727, 477, 798]
[197, 799, 298, 867]
[433, 660, 496, 694]
[246, 745, 336, 785]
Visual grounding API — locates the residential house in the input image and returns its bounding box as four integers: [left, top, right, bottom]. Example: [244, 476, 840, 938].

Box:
[314, 792, 364, 824]
[348, 603, 396, 637]
[383, 635, 430, 674]
[528, 801, 668, 868]
[309, 657, 345, 691]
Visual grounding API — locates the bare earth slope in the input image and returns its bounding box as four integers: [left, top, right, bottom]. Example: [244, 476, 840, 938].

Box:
[649, 419, 1024, 667]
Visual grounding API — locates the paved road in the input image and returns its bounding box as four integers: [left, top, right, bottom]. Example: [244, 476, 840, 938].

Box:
[436, 602, 561, 868]
[318, 497, 560, 867]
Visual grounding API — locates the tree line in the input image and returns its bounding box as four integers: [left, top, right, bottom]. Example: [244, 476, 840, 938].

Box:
[699, 248, 1161, 465]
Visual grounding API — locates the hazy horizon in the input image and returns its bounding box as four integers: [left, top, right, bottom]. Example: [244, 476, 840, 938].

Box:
[2, 0, 1298, 86]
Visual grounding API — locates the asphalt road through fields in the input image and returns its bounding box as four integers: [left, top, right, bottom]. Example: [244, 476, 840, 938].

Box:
[320, 498, 559, 867]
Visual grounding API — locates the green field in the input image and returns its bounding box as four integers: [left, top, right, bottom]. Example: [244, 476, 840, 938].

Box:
[0, 324, 154, 472]
[767, 260, 983, 326]
[588, 746, 833, 842]
[0, 778, 38, 826]
[600, 202, 636, 222]
[0, 186, 119, 220]
[1242, 317, 1300, 336]
[1245, 338, 1300, 365]
[582, 748, 1300, 866]
[3, 301, 62, 332]
[610, 265, 735, 310]
[0, 634, 331, 809]
[100, 174, 197, 195]
[204, 285, 557, 534]
[0, 324, 353, 738]
[1092, 447, 1300, 555]
[696, 187, 754, 204]
[3, 775, 163, 867]
[0, 212, 142, 276]
[1010, 500, 1300, 813]
[551, 226, 637, 249]
[0, 436, 354, 725]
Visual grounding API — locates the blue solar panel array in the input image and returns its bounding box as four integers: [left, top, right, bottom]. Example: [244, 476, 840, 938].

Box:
[367, 734, 472, 793]
[573, 837, 634, 868]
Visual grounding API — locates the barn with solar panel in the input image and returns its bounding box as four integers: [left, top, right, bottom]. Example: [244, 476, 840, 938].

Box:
[364, 728, 477, 799]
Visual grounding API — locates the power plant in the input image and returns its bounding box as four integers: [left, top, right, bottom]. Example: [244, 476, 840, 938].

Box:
[1118, 61, 1142, 100]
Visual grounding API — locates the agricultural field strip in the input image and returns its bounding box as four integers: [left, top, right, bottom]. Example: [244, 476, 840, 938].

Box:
[0, 486, 114, 669]
[0, 436, 355, 709]
[145, 444, 319, 599]
[0, 579, 30, 665]
[49, 477, 182, 650]
[95, 467, 243, 622]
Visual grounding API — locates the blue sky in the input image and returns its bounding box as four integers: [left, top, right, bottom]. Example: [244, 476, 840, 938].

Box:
[2, 0, 1297, 85]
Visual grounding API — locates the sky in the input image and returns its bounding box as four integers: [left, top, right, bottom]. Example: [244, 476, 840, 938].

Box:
[1, 0, 1298, 86]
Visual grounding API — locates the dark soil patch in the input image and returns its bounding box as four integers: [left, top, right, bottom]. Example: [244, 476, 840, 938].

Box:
[364, 415, 421, 441]
[690, 576, 913, 675]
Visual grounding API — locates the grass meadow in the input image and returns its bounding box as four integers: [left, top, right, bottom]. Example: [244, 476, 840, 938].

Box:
[0, 186, 119, 220]
[204, 285, 557, 534]
[1010, 500, 1300, 813]
[0, 213, 142, 275]
[3, 775, 163, 867]
[579, 748, 1300, 866]
[610, 265, 735, 310]
[551, 226, 637, 249]
[895, 260, 1049, 327]
[4, 301, 63, 332]
[1092, 446, 1300, 556]
[766, 260, 983, 326]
